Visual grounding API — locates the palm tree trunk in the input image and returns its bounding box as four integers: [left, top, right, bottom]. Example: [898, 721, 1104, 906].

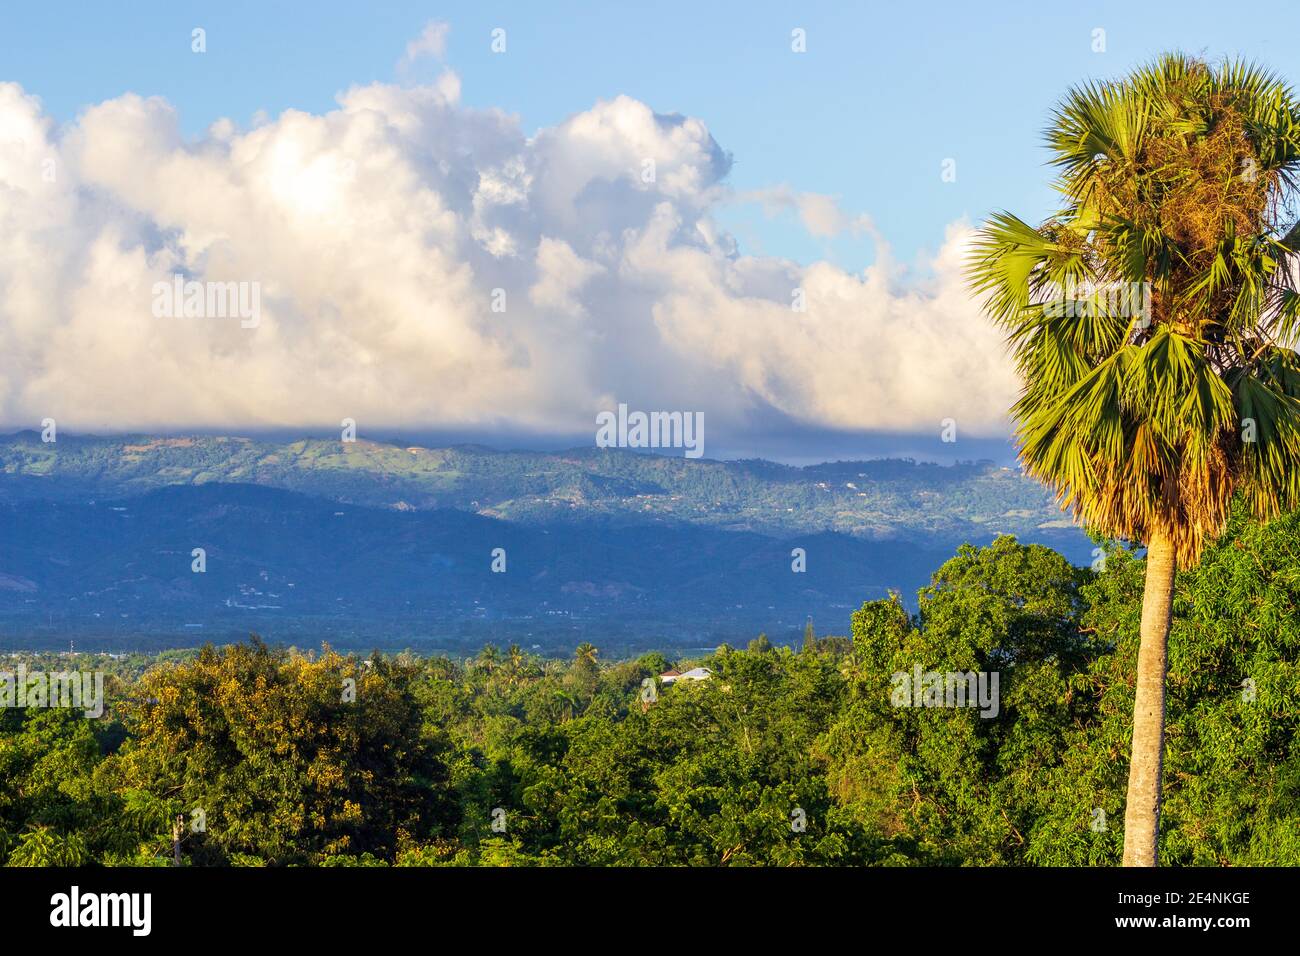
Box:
[1122, 529, 1176, 867]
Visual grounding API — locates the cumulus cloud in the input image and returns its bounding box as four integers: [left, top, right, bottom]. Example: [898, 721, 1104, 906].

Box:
[400, 20, 450, 68]
[739, 185, 877, 240]
[0, 68, 1018, 441]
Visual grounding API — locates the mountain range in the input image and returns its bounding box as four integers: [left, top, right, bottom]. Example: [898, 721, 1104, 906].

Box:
[0, 432, 1090, 654]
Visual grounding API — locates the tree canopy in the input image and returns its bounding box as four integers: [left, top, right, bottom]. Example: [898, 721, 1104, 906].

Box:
[3, 513, 1297, 866]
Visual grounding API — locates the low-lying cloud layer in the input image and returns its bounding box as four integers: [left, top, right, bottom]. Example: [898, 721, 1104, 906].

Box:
[0, 54, 1017, 441]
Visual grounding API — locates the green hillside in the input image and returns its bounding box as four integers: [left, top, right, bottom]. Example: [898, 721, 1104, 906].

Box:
[0, 432, 1072, 543]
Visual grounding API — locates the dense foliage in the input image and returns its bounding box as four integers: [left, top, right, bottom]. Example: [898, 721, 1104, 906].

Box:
[2, 509, 1296, 866]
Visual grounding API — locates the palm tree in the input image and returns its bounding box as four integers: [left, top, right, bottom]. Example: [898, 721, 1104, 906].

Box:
[574, 642, 599, 670]
[505, 643, 526, 687]
[553, 689, 578, 723]
[474, 644, 501, 676]
[966, 54, 1300, 866]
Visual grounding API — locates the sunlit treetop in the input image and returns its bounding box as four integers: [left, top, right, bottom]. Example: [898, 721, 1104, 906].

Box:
[968, 53, 1300, 566]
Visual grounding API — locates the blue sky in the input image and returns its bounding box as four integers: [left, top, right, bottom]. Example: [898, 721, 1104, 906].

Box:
[1, 2, 1295, 462]
[5, 0, 1292, 270]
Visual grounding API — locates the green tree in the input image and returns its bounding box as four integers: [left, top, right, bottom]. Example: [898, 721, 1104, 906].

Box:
[802, 618, 817, 652]
[101, 640, 455, 864]
[474, 644, 502, 677]
[822, 537, 1091, 864]
[504, 644, 528, 687]
[568, 643, 600, 701]
[1028, 508, 1300, 865]
[967, 54, 1300, 865]
[0, 709, 103, 865]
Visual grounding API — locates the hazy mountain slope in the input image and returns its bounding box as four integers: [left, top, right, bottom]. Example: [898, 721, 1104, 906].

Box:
[0, 482, 962, 653]
[0, 432, 1092, 652]
[0, 432, 1076, 542]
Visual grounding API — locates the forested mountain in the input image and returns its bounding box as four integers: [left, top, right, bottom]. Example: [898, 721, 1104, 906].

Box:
[0, 432, 1070, 540]
[0, 433, 1090, 652]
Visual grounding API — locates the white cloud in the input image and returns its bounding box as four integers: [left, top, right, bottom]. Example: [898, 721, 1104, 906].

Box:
[0, 74, 1018, 440]
[400, 20, 450, 68]
[529, 238, 604, 316]
[739, 185, 877, 240]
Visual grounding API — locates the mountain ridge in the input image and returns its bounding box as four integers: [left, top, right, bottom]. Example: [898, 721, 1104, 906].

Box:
[0, 431, 1076, 543]
[0, 433, 1091, 653]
